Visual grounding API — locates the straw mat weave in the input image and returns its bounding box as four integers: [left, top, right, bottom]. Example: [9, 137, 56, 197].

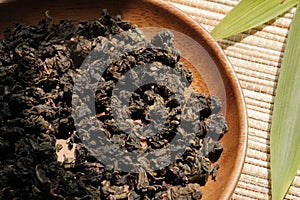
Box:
[165, 0, 300, 199]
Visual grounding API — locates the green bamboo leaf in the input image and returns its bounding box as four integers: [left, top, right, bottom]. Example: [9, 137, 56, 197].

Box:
[270, 2, 300, 200]
[210, 0, 297, 41]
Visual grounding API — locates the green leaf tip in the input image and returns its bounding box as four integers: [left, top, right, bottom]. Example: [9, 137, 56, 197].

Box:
[210, 0, 298, 41]
[270, 1, 300, 200]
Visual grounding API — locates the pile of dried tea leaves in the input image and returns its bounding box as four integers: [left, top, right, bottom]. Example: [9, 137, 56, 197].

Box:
[0, 10, 228, 199]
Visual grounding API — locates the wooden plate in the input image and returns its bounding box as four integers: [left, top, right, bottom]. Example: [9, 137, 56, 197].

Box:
[0, 0, 248, 199]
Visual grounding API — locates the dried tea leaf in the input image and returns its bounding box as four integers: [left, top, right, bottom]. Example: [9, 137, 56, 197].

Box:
[0, 10, 228, 199]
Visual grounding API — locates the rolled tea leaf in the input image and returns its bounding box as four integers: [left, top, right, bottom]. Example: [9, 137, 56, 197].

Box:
[210, 0, 297, 41]
[270, 2, 300, 200]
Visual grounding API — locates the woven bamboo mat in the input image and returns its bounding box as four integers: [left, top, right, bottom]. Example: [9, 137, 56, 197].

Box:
[165, 0, 300, 199]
